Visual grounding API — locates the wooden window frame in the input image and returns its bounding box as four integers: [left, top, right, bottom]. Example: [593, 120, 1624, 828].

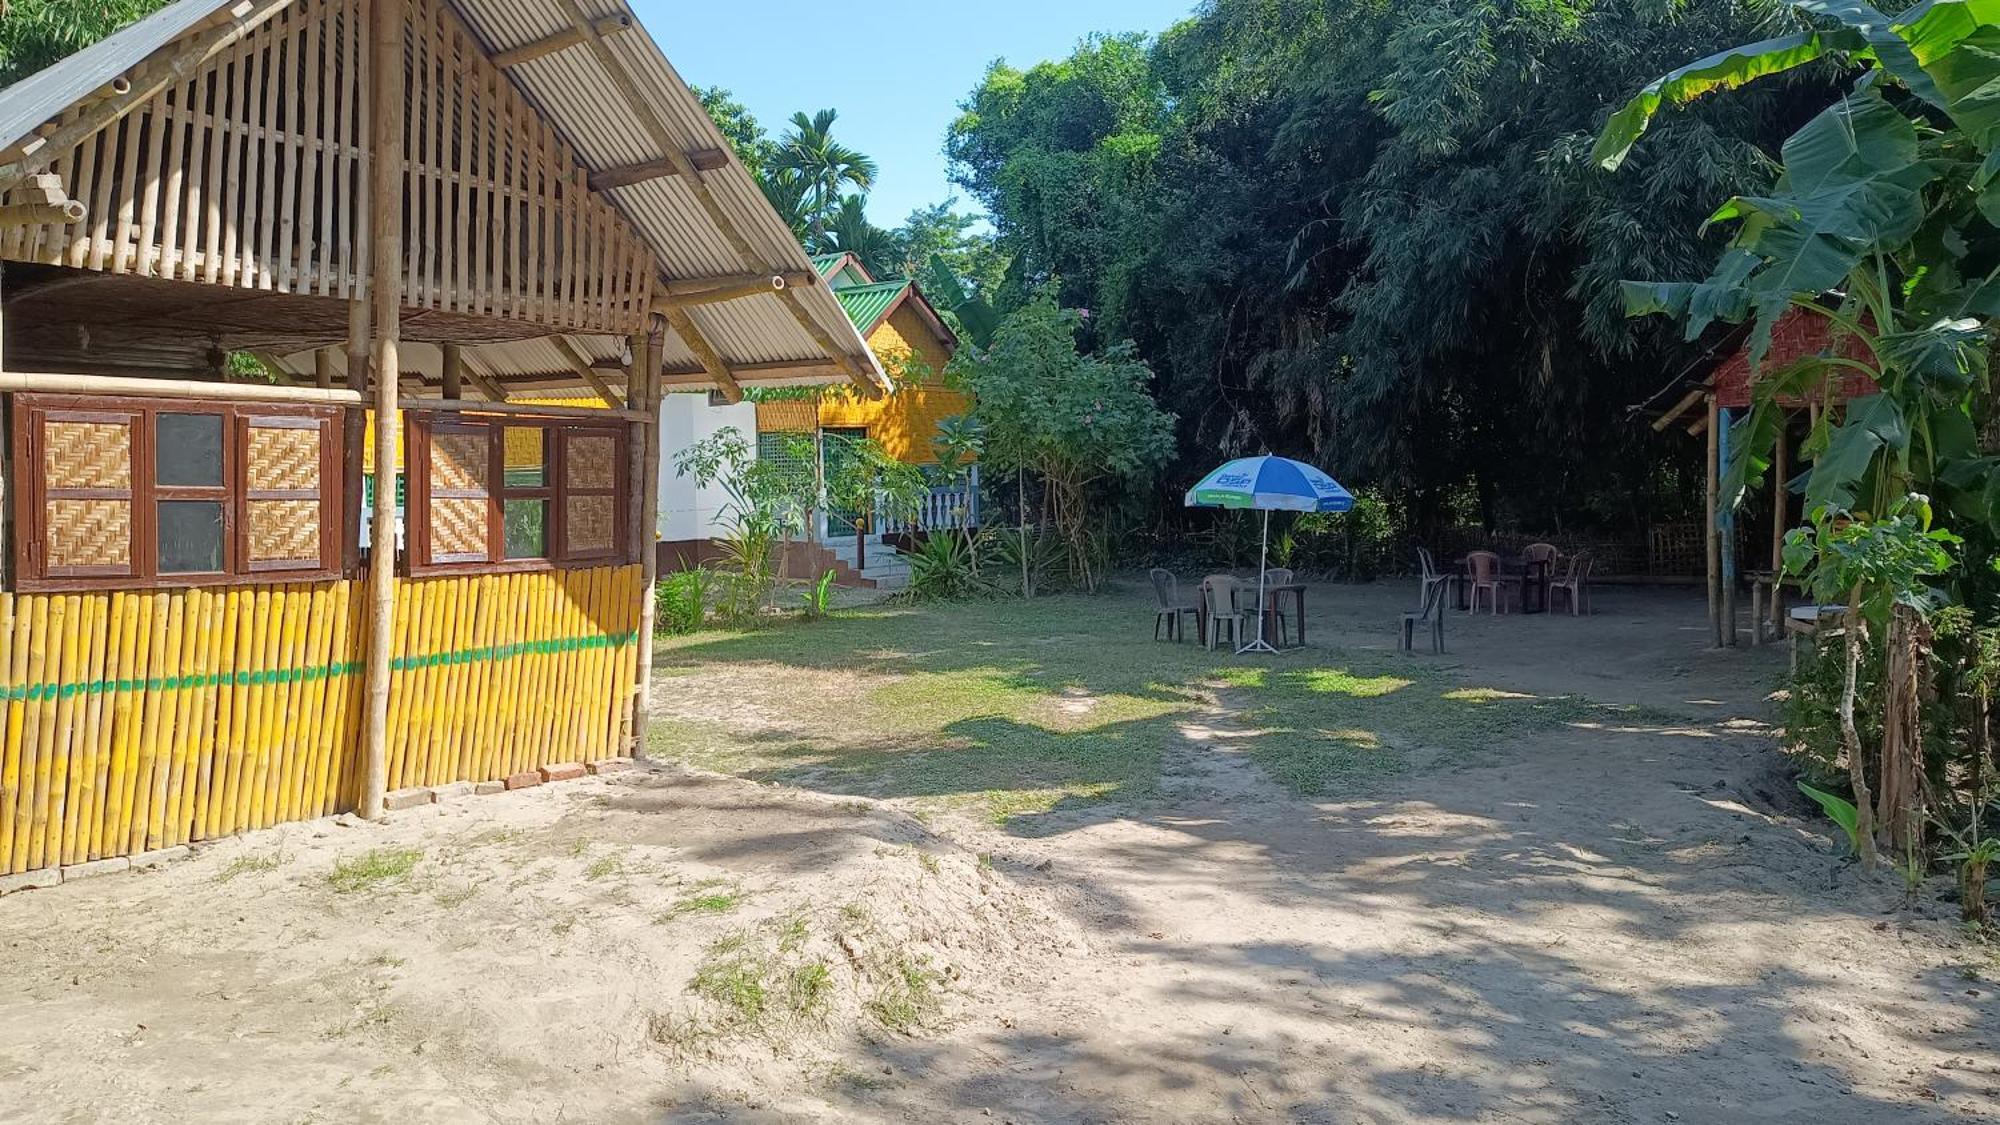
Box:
[11, 394, 348, 593]
[405, 412, 632, 577]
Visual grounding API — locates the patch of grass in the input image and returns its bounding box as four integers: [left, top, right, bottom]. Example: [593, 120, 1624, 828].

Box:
[776, 913, 810, 953]
[866, 955, 943, 1035]
[327, 847, 423, 894]
[690, 942, 770, 1024]
[785, 959, 833, 1017]
[216, 852, 283, 882]
[584, 855, 623, 881]
[433, 884, 478, 908]
[649, 588, 1681, 812]
[658, 887, 745, 921]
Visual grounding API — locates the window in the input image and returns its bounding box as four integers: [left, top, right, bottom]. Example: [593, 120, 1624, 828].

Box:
[405, 413, 631, 574]
[11, 396, 347, 591]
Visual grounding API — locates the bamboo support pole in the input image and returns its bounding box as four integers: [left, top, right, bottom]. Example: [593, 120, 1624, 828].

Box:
[441, 342, 463, 400]
[1771, 417, 1790, 637]
[586, 148, 729, 191]
[632, 327, 661, 758]
[0, 201, 86, 227]
[399, 397, 646, 421]
[359, 0, 404, 822]
[1705, 394, 1722, 648]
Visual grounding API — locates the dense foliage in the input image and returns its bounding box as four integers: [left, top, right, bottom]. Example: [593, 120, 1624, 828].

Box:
[0, 0, 170, 87]
[946, 0, 1832, 539]
[1599, 0, 2000, 902]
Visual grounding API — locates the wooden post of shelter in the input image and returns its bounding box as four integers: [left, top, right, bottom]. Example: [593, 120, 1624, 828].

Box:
[359, 0, 405, 822]
[629, 324, 661, 758]
[1770, 417, 1789, 638]
[1705, 393, 1723, 648]
[1719, 405, 1738, 646]
[441, 343, 463, 400]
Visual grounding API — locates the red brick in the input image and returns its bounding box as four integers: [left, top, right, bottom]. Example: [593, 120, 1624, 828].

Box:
[539, 762, 586, 783]
[503, 771, 543, 790]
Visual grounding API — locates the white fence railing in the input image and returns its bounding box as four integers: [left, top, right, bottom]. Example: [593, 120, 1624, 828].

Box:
[877, 465, 981, 537]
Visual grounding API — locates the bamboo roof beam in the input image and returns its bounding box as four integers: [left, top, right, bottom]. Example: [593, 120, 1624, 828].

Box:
[552, 335, 626, 408]
[662, 306, 742, 404]
[551, 0, 881, 397]
[0, 0, 293, 194]
[654, 271, 815, 310]
[454, 346, 518, 402]
[490, 13, 633, 69]
[0, 201, 85, 226]
[1652, 388, 1705, 432]
[587, 149, 730, 192]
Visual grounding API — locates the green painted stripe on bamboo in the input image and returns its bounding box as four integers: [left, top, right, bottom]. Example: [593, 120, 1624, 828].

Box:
[0, 631, 638, 702]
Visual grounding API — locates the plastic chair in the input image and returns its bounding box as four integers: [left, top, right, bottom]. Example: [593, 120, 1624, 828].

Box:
[1523, 542, 1559, 567]
[1263, 568, 1295, 645]
[1200, 576, 1253, 651]
[1400, 571, 1448, 653]
[1149, 568, 1201, 642]
[1417, 548, 1451, 607]
[1549, 554, 1592, 616]
[1465, 550, 1508, 614]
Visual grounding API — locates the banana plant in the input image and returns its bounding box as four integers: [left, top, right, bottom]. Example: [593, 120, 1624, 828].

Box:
[1598, 0, 2000, 861]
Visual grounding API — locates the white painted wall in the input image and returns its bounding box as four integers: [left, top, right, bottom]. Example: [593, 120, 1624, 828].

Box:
[658, 393, 758, 542]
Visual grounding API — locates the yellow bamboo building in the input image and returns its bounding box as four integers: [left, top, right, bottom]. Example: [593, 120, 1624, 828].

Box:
[0, 0, 885, 885]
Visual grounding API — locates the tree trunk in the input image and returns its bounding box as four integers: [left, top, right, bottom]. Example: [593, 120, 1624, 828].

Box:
[1876, 603, 1928, 859]
[1841, 590, 1881, 868]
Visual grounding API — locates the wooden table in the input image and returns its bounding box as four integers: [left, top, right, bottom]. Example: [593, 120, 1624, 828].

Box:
[1258, 583, 1308, 647]
[1453, 557, 1550, 613]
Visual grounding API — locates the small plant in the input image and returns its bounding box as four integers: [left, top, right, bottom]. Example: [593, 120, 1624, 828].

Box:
[656, 567, 712, 635]
[690, 944, 770, 1024]
[801, 569, 837, 619]
[1797, 781, 1862, 856]
[866, 955, 944, 1034]
[906, 530, 989, 601]
[216, 852, 283, 882]
[584, 855, 623, 881]
[327, 847, 423, 893]
[1949, 839, 2000, 924]
[785, 960, 833, 1018]
[659, 888, 745, 920]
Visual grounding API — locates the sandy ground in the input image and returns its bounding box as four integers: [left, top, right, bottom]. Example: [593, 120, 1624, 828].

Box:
[3, 582, 1997, 1123]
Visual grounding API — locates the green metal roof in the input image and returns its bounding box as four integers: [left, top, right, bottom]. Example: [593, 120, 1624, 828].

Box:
[835, 279, 910, 335]
[810, 253, 847, 277]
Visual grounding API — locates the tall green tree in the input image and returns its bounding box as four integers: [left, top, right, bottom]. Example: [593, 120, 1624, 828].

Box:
[774, 109, 878, 244]
[948, 1, 1822, 540]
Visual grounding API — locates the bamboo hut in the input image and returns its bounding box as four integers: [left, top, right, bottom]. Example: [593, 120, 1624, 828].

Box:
[1645, 309, 1875, 648]
[0, 0, 887, 882]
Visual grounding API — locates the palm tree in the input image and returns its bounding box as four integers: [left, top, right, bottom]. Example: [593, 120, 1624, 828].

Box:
[812, 196, 901, 280]
[773, 110, 878, 243]
[758, 167, 812, 240]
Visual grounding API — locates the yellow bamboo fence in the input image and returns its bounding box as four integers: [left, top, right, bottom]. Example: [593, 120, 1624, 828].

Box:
[0, 565, 641, 875]
[0, 580, 368, 876]
[383, 565, 640, 791]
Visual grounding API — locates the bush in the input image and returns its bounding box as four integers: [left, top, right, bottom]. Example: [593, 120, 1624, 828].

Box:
[656, 568, 713, 635]
[907, 531, 987, 601]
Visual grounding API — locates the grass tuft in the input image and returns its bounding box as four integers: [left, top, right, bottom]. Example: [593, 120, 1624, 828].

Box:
[216, 852, 284, 882]
[327, 847, 423, 893]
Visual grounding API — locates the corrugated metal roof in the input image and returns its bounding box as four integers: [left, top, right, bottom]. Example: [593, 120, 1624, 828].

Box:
[0, 0, 241, 154]
[1, 0, 885, 397]
[810, 253, 847, 277]
[836, 280, 909, 337]
[449, 0, 887, 391]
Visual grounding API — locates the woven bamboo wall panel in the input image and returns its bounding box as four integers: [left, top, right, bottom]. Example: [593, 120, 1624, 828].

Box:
[430, 498, 488, 558]
[565, 496, 615, 555]
[46, 500, 132, 568]
[0, 0, 655, 335]
[0, 582, 371, 876]
[249, 500, 321, 561]
[248, 428, 322, 491]
[431, 433, 489, 493]
[566, 435, 617, 491]
[384, 566, 641, 792]
[44, 422, 133, 489]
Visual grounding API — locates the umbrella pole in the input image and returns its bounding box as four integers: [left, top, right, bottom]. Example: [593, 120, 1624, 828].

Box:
[1239, 508, 1279, 655]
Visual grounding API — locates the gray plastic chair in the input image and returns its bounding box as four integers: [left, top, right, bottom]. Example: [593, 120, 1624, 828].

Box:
[1200, 575, 1253, 651]
[1400, 573, 1448, 653]
[1149, 568, 1201, 642]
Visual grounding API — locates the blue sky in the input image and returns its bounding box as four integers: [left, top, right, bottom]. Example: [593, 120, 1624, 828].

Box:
[632, 0, 1196, 228]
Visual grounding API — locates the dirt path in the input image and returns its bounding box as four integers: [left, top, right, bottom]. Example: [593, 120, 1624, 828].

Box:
[737, 588, 2000, 1123]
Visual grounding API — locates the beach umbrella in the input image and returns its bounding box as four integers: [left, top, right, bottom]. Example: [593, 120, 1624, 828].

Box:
[1184, 456, 1355, 654]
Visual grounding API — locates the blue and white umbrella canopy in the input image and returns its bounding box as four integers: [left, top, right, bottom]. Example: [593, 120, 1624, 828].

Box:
[1185, 456, 1355, 513]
